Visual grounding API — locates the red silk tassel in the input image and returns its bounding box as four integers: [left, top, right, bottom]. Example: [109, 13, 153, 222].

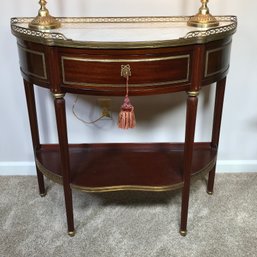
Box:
[118, 76, 136, 129]
[118, 95, 136, 129]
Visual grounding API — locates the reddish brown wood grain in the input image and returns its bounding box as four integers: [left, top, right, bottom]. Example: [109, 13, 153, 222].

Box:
[36, 143, 216, 190]
[17, 38, 231, 95]
[24, 80, 45, 196]
[14, 33, 233, 236]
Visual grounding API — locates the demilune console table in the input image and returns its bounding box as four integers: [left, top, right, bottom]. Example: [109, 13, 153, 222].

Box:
[11, 16, 237, 236]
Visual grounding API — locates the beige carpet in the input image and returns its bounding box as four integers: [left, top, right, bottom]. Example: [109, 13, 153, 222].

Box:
[0, 173, 257, 257]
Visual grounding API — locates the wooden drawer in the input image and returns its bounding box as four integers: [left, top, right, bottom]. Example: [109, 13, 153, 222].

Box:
[18, 44, 47, 81]
[203, 38, 232, 83]
[60, 52, 191, 88]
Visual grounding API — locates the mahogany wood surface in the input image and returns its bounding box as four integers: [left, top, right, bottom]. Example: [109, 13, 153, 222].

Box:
[54, 97, 75, 234]
[208, 77, 227, 194]
[180, 94, 198, 234]
[24, 80, 45, 196]
[36, 143, 216, 191]
[13, 23, 234, 236]
[17, 37, 231, 96]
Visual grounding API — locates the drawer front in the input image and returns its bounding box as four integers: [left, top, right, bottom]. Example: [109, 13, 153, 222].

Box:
[204, 41, 232, 79]
[18, 44, 47, 81]
[61, 54, 191, 88]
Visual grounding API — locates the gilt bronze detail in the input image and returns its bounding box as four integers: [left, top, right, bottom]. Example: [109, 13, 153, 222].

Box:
[29, 0, 61, 30]
[180, 230, 187, 236]
[188, 0, 219, 28]
[68, 230, 76, 237]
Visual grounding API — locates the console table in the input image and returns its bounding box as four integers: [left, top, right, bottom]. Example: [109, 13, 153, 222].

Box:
[11, 16, 237, 236]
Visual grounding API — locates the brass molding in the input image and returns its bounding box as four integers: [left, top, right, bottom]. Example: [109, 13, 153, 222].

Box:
[187, 91, 199, 97]
[29, 0, 61, 30]
[52, 93, 65, 99]
[70, 183, 184, 193]
[190, 156, 216, 183]
[36, 159, 63, 185]
[187, 0, 219, 28]
[61, 55, 190, 64]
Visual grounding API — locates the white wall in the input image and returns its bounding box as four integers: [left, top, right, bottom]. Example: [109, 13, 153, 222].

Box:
[1, 0, 257, 174]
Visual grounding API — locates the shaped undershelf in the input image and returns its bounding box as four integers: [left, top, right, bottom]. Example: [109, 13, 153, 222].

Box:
[36, 142, 217, 192]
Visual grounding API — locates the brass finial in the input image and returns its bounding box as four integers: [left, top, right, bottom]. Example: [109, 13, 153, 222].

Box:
[29, 0, 61, 30]
[187, 0, 219, 28]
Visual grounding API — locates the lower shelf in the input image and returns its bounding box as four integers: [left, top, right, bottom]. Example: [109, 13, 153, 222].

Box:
[36, 143, 217, 192]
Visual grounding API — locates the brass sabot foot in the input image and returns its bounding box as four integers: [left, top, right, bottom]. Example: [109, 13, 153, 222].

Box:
[187, 0, 219, 28]
[207, 190, 213, 195]
[29, 0, 61, 30]
[68, 230, 76, 237]
[180, 230, 187, 236]
[40, 192, 47, 197]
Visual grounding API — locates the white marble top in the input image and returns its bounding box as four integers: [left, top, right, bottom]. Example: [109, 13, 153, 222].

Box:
[19, 20, 232, 42]
[11, 16, 237, 47]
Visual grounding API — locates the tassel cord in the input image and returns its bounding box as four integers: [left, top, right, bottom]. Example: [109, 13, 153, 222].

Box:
[126, 76, 129, 97]
[118, 71, 136, 129]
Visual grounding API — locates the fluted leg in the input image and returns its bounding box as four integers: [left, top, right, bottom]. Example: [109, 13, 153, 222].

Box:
[23, 80, 46, 196]
[207, 77, 226, 194]
[180, 91, 198, 236]
[53, 93, 75, 236]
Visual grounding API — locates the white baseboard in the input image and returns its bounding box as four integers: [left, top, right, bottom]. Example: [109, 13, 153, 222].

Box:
[0, 160, 257, 175]
[0, 162, 36, 175]
[216, 160, 257, 173]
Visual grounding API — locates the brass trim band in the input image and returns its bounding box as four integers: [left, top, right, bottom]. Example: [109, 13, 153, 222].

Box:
[52, 93, 65, 99]
[187, 91, 199, 97]
[70, 183, 184, 193]
[36, 159, 63, 185]
[61, 55, 190, 64]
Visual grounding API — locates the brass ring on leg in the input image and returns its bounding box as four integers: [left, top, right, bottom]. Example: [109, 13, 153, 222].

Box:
[180, 230, 187, 236]
[68, 230, 76, 237]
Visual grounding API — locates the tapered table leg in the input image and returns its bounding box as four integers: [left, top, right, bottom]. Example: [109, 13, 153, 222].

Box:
[207, 77, 226, 194]
[180, 91, 198, 236]
[23, 80, 46, 196]
[207, 165, 216, 195]
[53, 93, 75, 236]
